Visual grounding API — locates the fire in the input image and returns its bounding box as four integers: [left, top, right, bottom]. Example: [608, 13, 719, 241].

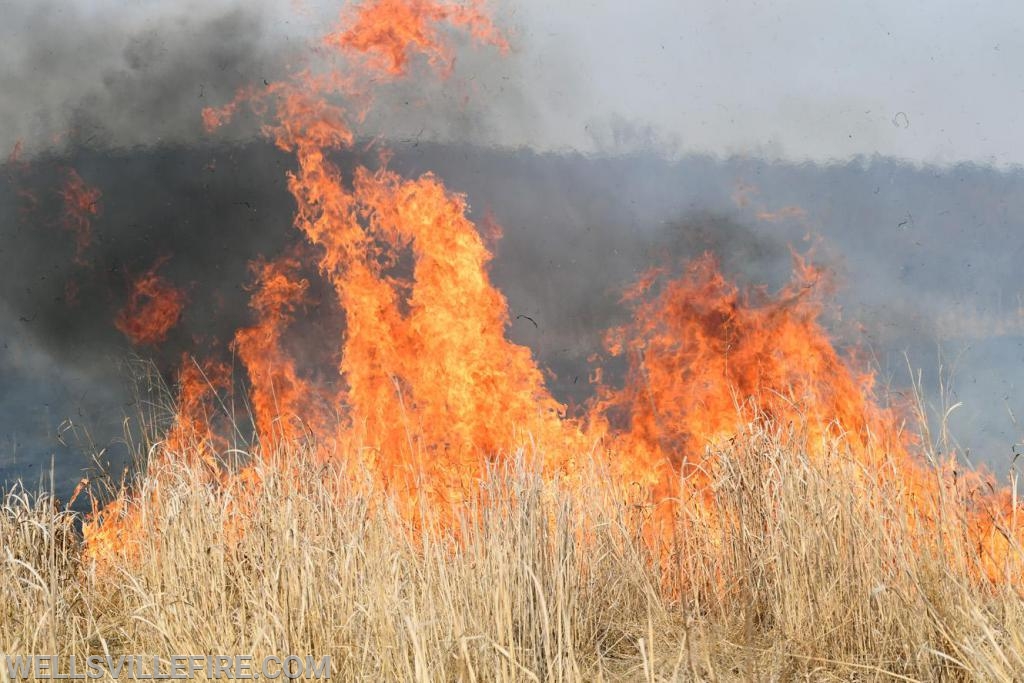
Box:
[82, 0, 1024, 585]
[82, 355, 230, 563]
[162, 355, 231, 462]
[325, 0, 509, 75]
[59, 168, 102, 265]
[115, 256, 187, 346]
[201, 0, 569, 509]
[232, 255, 331, 447]
[589, 253, 889, 485]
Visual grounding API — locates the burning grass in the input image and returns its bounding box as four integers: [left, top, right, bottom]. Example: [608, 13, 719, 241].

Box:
[3, 422, 1024, 681]
[6, 0, 1024, 679]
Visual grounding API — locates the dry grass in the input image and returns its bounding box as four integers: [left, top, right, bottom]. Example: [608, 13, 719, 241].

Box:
[2, 425, 1024, 681]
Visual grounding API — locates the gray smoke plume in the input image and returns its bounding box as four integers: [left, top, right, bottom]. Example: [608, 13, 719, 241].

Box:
[0, 0, 295, 154]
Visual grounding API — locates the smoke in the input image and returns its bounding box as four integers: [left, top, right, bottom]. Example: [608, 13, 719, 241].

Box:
[0, 1, 294, 154]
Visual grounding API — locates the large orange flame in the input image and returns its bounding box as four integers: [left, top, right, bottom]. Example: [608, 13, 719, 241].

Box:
[201, 0, 570, 509]
[589, 253, 891, 489]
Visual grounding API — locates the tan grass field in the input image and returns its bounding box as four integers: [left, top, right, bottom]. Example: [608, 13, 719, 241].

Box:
[3, 421, 1024, 682]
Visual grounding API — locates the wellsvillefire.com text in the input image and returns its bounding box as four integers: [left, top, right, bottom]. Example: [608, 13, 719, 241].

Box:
[3, 655, 331, 680]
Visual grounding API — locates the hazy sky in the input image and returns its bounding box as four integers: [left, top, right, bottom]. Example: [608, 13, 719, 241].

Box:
[5, 0, 1024, 165]
[501, 0, 1024, 165]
